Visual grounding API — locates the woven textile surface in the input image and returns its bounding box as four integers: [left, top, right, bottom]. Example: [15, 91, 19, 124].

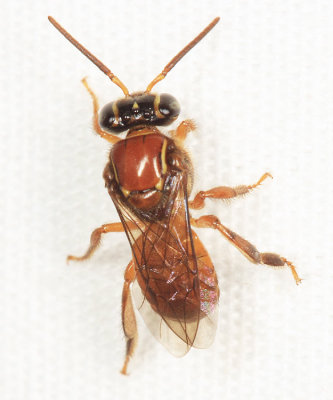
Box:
[1, 1, 332, 399]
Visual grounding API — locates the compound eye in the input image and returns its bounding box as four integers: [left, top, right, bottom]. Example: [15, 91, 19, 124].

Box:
[99, 100, 132, 133]
[159, 94, 180, 121]
[99, 101, 120, 133]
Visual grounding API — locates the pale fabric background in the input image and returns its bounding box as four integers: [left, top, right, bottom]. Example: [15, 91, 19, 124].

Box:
[1, 0, 333, 399]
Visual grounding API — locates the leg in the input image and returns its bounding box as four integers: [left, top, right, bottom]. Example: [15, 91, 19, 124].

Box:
[191, 215, 301, 285]
[121, 260, 138, 375]
[82, 77, 120, 144]
[67, 222, 124, 262]
[189, 172, 272, 209]
[170, 119, 196, 143]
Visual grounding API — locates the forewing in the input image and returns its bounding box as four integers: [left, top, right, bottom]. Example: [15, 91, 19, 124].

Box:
[112, 172, 216, 356]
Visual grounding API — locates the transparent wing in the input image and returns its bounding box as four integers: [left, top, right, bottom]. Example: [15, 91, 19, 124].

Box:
[112, 172, 218, 356]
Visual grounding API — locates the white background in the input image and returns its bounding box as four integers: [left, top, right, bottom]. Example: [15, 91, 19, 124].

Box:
[1, 0, 333, 399]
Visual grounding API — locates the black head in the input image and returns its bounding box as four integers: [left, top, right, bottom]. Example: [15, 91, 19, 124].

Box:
[99, 92, 180, 133]
[49, 16, 219, 134]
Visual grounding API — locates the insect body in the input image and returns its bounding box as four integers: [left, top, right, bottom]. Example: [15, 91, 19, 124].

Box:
[49, 16, 301, 375]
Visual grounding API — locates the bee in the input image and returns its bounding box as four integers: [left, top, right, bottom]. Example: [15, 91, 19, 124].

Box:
[49, 16, 301, 375]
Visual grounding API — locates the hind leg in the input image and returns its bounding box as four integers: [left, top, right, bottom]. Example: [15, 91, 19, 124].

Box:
[121, 260, 138, 375]
[191, 214, 301, 285]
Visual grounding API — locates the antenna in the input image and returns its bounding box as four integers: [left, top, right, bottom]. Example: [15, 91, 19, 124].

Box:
[48, 16, 130, 96]
[145, 17, 220, 92]
[49, 16, 220, 96]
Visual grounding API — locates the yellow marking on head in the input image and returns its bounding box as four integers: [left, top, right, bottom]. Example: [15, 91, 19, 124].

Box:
[132, 101, 139, 109]
[161, 138, 168, 175]
[121, 186, 131, 198]
[112, 102, 119, 125]
[154, 94, 164, 119]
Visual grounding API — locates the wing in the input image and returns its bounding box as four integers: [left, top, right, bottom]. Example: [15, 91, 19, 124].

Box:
[112, 171, 218, 356]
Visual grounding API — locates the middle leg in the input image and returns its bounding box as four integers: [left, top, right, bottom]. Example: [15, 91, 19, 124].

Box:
[189, 172, 272, 209]
[67, 222, 124, 262]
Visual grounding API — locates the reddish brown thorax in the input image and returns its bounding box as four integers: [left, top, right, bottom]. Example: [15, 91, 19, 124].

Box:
[111, 133, 166, 192]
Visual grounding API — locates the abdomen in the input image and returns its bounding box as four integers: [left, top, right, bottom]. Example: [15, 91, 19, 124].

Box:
[133, 225, 219, 321]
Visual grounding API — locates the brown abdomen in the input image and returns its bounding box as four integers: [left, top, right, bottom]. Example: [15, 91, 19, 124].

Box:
[133, 224, 219, 321]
